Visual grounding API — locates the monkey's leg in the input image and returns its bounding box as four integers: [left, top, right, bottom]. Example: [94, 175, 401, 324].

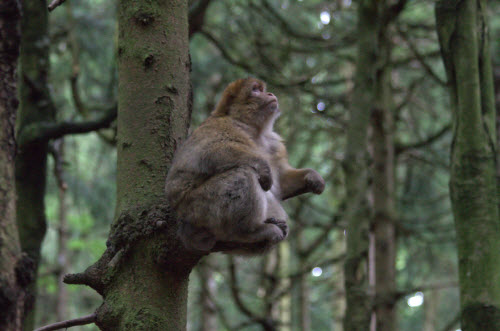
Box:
[226, 174, 288, 245]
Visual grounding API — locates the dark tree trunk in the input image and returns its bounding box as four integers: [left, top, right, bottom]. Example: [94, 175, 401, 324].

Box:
[342, 1, 381, 329]
[16, 0, 55, 328]
[0, 0, 32, 329]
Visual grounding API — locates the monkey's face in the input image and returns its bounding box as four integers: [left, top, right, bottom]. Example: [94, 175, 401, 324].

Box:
[239, 79, 280, 119]
[213, 78, 280, 124]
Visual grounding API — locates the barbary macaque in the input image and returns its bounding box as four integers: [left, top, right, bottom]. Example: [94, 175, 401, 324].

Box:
[165, 78, 325, 253]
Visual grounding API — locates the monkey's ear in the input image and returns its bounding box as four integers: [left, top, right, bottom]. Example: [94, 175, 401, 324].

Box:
[212, 79, 244, 116]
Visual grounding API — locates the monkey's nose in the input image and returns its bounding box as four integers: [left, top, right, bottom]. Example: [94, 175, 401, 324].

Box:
[267, 93, 275, 97]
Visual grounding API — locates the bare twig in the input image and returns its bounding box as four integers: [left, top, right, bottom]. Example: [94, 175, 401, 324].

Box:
[397, 27, 447, 86]
[47, 0, 67, 12]
[395, 123, 451, 154]
[34, 313, 96, 331]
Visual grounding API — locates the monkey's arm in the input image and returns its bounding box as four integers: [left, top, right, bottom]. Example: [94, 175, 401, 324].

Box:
[279, 167, 325, 200]
[200, 143, 273, 190]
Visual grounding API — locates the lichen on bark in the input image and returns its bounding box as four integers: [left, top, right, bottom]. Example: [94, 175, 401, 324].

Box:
[436, 0, 500, 329]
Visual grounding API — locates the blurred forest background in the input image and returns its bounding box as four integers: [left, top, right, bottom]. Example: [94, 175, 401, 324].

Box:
[2, 0, 499, 330]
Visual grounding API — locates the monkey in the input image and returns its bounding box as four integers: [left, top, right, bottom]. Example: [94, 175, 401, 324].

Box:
[165, 78, 325, 254]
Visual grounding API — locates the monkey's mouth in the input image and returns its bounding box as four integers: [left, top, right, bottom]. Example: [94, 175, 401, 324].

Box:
[265, 99, 279, 110]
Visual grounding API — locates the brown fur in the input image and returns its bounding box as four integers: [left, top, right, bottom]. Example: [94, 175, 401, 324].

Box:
[165, 78, 325, 253]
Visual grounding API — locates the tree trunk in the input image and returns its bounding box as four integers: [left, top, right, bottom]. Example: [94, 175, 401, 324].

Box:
[53, 139, 69, 322]
[342, 1, 380, 329]
[331, 233, 345, 331]
[371, 15, 396, 331]
[279, 242, 291, 331]
[63, 0, 199, 329]
[16, 0, 55, 328]
[198, 256, 217, 331]
[0, 1, 31, 329]
[297, 231, 311, 331]
[436, 1, 500, 329]
[423, 290, 438, 331]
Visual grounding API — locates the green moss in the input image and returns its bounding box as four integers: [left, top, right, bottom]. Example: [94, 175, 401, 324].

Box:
[124, 308, 164, 331]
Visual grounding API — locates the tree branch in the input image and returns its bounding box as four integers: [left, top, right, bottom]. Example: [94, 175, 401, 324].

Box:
[383, 0, 408, 23]
[228, 257, 260, 319]
[397, 28, 447, 86]
[396, 123, 451, 154]
[47, 0, 67, 12]
[189, 0, 213, 36]
[259, 0, 324, 42]
[34, 314, 96, 331]
[17, 106, 117, 146]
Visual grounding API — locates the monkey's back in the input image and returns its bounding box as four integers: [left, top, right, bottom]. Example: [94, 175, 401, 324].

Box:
[165, 116, 257, 209]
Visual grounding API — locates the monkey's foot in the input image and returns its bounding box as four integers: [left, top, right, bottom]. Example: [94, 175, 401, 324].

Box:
[265, 218, 288, 237]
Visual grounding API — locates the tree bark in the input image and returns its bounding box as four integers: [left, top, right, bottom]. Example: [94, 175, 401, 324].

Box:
[342, 1, 381, 329]
[423, 290, 438, 331]
[371, 12, 396, 331]
[436, 0, 500, 329]
[53, 139, 69, 322]
[16, 0, 55, 328]
[198, 257, 217, 331]
[63, 0, 199, 329]
[296, 230, 311, 331]
[331, 232, 345, 331]
[0, 0, 32, 329]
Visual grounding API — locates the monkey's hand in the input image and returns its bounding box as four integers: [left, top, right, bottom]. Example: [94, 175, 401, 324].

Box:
[305, 170, 325, 194]
[255, 160, 273, 191]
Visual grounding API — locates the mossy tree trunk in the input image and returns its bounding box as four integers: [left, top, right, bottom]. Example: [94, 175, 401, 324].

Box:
[342, 1, 375, 328]
[15, 0, 55, 329]
[436, 1, 500, 330]
[343, 1, 403, 329]
[343, 1, 391, 329]
[0, 1, 31, 329]
[370, 8, 397, 330]
[63, 0, 199, 329]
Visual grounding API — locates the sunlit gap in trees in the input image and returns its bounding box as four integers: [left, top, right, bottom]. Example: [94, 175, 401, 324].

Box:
[312, 267, 323, 277]
[320, 11, 330, 25]
[407, 292, 424, 307]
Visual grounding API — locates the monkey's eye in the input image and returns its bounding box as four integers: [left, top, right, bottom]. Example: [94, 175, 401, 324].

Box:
[252, 85, 260, 92]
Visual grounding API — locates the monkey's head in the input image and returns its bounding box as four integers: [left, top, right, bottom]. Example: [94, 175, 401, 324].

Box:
[212, 78, 280, 129]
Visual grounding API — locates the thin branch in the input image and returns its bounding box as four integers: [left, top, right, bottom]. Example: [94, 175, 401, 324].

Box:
[391, 50, 441, 67]
[259, 0, 324, 42]
[34, 313, 96, 331]
[200, 30, 252, 72]
[395, 281, 458, 300]
[47, 0, 67, 12]
[228, 257, 259, 319]
[17, 106, 117, 146]
[301, 214, 341, 257]
[383, 0, 408, 23]
[393, 78, 423, 120]
[396, 123, 451, 154]
[200, 30, 317, 89]
[397, 28, 447, 86]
